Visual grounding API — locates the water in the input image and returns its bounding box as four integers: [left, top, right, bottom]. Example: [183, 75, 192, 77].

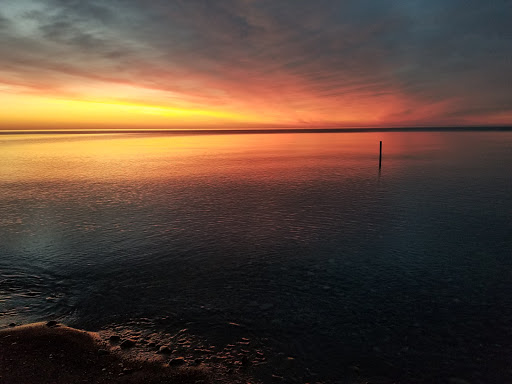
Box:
[1, 131, 511, 383]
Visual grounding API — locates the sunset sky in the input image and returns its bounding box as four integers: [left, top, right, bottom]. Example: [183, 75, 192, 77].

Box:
[1, 0, 511, 130]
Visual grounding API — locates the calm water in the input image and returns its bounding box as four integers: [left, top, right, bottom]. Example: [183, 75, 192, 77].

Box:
[1, 131, 511, 383]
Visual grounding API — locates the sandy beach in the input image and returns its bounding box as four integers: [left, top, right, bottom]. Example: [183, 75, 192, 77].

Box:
[0, 322, 242, 384]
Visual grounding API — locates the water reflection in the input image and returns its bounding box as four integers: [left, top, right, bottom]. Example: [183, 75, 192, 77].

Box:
[0, 131, 426, 182]
[0, 131, 511, 383]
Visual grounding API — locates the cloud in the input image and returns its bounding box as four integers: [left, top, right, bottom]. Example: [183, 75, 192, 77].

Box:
[0, 0, 511, 127]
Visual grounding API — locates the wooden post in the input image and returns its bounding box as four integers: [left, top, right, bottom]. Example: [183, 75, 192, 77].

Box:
[379, 141, 382, 169]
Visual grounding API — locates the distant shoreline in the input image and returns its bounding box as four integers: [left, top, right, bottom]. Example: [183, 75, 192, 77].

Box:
[1, 126, 512, 135]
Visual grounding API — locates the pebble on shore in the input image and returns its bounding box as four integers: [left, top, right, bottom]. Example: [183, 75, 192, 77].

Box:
[158, 345, 173, 354]
[46, 320, 59, 327]
[169, 357, 187, 366]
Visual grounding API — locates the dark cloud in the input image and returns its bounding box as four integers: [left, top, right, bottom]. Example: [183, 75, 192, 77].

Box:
[45, 0, 115, 24]
[0, 0, 511, 125]
[0, 12, 9, 30]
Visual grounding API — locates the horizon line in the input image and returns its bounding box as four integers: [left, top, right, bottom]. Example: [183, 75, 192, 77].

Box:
[1, 126, 512, 135]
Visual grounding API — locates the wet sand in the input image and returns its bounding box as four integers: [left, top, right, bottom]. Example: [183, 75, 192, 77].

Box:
[0, 322, 241, 384]
[0, 322, 483, 384]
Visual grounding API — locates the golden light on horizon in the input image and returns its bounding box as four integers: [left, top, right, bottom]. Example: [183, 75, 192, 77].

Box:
[0, 86, 383, 130]
[0, 92, 274, 129]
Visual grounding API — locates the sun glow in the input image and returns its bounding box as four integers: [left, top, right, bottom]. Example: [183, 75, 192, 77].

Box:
[0, 92, 264, 129]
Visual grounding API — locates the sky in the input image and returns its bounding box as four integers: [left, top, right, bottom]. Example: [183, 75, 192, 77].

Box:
[1, 0, 511, 130]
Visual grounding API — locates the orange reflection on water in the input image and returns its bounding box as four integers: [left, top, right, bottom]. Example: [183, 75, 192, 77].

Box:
[0, 131, 457, 185]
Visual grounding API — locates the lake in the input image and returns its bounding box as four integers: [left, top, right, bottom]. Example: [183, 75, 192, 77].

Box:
[1, 131, 511, 383]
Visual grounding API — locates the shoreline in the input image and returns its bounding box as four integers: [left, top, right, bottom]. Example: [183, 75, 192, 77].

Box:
[0, 322, 245, 384]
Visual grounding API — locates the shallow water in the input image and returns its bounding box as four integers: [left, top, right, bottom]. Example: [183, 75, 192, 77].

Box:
[1, 131, 511, 382]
